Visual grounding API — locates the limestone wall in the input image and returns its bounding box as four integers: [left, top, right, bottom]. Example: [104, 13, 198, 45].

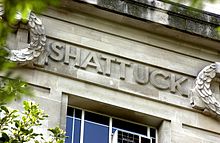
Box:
[10, 0, 220, 142]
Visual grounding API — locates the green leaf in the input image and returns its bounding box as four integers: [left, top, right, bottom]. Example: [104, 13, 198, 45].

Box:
[0, 132, 10, 142]
[216, 26, 220, 35]
[30, 128, 33, 133]
[0, 106, 9, 114]
[57, 140, 64, 143]
[11, 140, 19, 143]
[15, 121, 19, 128]
[23, 100, 31, 111]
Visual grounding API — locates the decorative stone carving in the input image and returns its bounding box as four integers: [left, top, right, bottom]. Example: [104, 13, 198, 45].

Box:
[190, 63, 220, 117]
[0, 5, 46, 64]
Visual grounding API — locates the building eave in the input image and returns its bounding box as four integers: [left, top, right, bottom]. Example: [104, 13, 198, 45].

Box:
[59, 0, 220, 51]
[76, 0, 220, 39]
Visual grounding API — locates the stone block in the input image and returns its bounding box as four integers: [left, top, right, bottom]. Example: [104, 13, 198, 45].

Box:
[158, 120, 171, 143]
[119, 81, 159, 99]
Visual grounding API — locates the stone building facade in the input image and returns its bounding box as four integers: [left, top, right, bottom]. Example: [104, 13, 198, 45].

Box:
[7, 0, 220, 143]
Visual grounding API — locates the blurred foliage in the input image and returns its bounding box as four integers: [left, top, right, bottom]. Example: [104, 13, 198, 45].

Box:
[0, 3, 65, 142]
[0, 76, 33, 105]
[172, 0, 220, 33]
[0, 0, 59, 104]
[0, 0, 59, 47]
[176, 0, 217, 9]
[0, 100, 65, 143]
[2, 0, 59, 22]
[0, 46, 33, 105]
[0, 44, 33, 105]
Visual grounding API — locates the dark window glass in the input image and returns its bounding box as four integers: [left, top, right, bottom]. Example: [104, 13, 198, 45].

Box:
[66, 108, 156, 143]
[73, 118, 81, 143]
[67, 107, 74, 116]
[65, 117, 73, 143]
[74, 109, 82, 119]
[152, 138, 156, 143]
[141, 137, 150, 143]
[150, 128, 156, 138]
[84, 121, 109, 143]
[85, 111, 109, 125]
[113, 119, 147, 136]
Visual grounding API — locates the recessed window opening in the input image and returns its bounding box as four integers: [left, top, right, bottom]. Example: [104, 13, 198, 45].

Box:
[65, 106, 157, 143]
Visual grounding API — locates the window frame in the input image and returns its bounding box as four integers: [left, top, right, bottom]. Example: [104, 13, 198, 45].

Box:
[66, 106, 158, 143]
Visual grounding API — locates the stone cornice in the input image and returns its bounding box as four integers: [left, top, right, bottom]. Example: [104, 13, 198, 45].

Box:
[74, 0, 220, 41]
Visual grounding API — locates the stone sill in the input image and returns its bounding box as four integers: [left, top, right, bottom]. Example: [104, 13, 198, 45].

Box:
[74, 0, 220, 41]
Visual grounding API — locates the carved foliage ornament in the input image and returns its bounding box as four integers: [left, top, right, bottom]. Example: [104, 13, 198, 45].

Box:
[0, 5, 46, 64]
[190, 63, 220, 117]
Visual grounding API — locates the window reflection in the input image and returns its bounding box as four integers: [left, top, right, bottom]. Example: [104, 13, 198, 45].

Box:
[65, 107, 81, 143]
[84, 111, 109, 143]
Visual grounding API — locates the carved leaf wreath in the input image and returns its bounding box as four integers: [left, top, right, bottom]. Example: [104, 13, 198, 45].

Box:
[0, 5, 46, 64]
[191, 63, 220, 115]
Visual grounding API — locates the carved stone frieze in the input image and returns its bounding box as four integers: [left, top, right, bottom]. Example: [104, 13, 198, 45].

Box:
[38, 41, 189, 96]
[190, 63, 220, 117]
[0, 5, 46, 64]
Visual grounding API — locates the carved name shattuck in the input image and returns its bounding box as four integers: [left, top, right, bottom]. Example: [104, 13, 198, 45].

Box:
[5, 5, 220, 120]
[44, 41, 188, 96]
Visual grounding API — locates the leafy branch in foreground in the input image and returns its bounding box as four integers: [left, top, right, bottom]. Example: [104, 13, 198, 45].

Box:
[0, 76, 33, 105]
[0, 100, 65, 143]
[0, 0, 59, 47]
[0, 0, 59, 104]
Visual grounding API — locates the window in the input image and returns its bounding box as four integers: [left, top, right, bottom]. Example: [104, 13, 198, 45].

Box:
[65, 107, 157, 143]
[66, 108, 81, 143]
[84, 111, 109, 143]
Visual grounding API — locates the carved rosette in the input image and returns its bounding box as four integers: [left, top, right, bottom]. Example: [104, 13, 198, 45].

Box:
[190, 63, 220, 116]
[0, 5, 46, 64]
